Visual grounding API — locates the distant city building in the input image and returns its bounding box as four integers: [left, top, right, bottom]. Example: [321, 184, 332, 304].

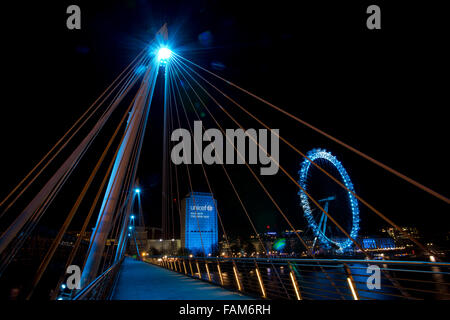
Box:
[381, 226, 420, 241]
[361, 237, 396, 250]
[146, 239, 180, 255]
[181, 192, 218, 255]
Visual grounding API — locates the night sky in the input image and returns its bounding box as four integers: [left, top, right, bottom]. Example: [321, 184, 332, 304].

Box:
[1, 0, 449, 244]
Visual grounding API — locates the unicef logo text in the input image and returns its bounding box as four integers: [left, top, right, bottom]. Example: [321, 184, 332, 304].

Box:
[190, 205, 214, 212]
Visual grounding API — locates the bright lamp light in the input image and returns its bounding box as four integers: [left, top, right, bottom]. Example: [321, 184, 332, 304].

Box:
[157, 47, 172, 61]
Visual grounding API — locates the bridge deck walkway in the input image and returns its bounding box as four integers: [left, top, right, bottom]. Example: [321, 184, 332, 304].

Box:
[111, 257, 253, 300]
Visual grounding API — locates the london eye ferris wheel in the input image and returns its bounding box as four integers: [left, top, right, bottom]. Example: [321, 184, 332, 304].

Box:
[298, 148, 360, 251]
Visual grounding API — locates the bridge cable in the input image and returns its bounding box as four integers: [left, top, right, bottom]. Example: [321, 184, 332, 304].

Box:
[167, 71, 208, 258]
[0, 48, 148, 217]
[109, 71, 155, 266]
[115, 59, 164, 262]
[0, 56, 148, 280]
[174, 59, 413, 298]
[173, 53, 449, 206]
[50, 105, 135, 299]
[52, 58, 153, 298]
[82, 58, 160, 284]
[169, 65, 253, 292]
[25, 84, 141, 299]
[170, 61, 346, 299]
[0, 56, 147, 264]
[169, 66, 230, 256]
[173, 55, 436, 258]
[172, 58, 412, 298]
[169, 65, 292, 298]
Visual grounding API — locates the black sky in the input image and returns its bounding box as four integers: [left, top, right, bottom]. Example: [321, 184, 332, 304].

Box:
[1, 1, 449, 243]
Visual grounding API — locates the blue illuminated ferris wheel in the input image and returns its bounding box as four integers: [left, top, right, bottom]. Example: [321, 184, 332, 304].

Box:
[298, 149, 360, 251]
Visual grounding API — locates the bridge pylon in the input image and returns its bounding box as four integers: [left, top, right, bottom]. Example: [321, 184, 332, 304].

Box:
[80, 24, 169, 287]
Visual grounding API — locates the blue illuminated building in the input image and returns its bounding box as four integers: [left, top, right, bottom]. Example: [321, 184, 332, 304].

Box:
[181, 192, 218, 255]
[361, 237, 396, 250]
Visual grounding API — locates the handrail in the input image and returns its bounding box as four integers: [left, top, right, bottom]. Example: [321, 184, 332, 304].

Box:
[146, 256, 450, 300]
[156, 256, 450, 267]
[72, 257, 124, 300]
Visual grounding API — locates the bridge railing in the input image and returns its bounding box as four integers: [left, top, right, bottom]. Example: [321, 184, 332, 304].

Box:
[71, 257, 124, 300]
[145, 256, 450, 300]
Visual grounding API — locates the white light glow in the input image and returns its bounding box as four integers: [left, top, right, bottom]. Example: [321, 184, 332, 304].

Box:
[158, 47, 172, 61]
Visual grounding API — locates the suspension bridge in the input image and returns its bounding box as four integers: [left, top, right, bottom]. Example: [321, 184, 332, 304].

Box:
[0, 25, 449, 301]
